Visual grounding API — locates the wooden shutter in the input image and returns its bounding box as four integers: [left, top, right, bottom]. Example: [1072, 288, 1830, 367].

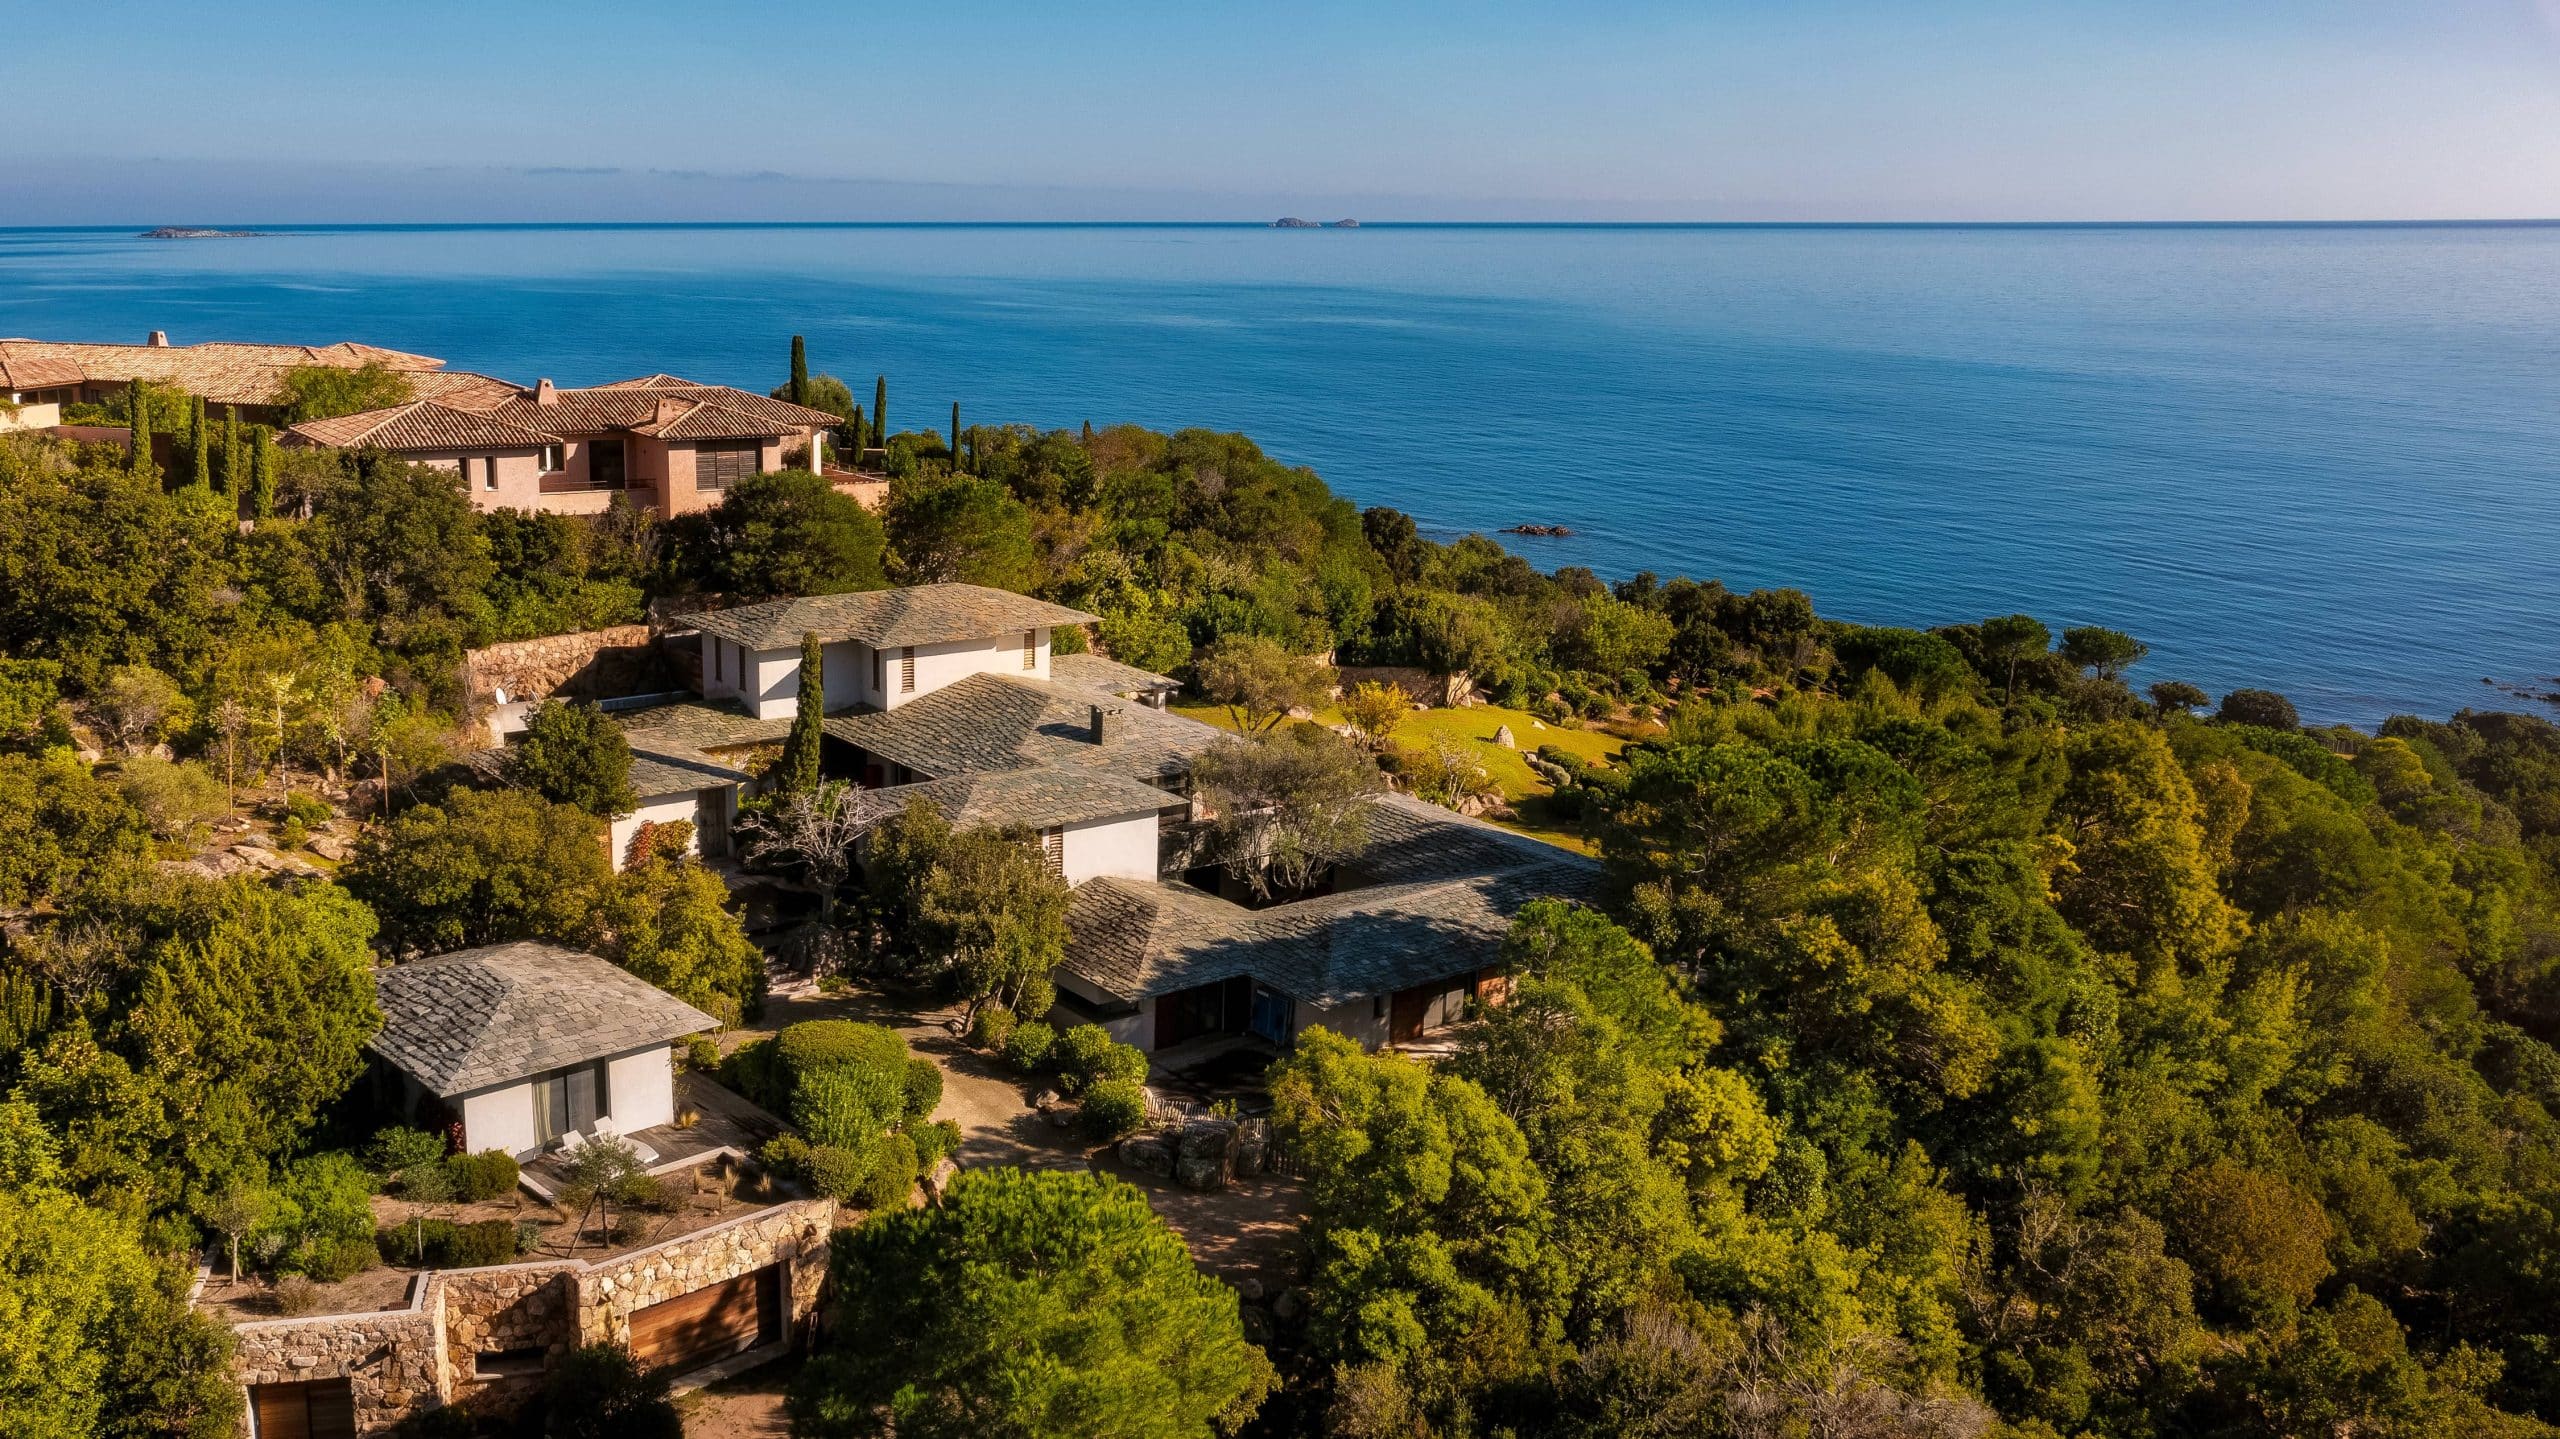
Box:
[695, 441, 757, 491]
[1022, 630, 1037, 670]
[1041, 828, 1064, 877]
[900, 646, 915, 692]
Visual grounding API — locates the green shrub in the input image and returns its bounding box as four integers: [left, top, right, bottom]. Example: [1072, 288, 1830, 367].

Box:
[614, 1174, 679, 1214]
[969, 1005, 1017, 1051]
[447, 1149, 520, 1202]
[855, 1132, 920, 1211]
[794, 1065, 901, 1149]
[285, 791, 334, 828]
[759, 1133, 812, 1180]
[448, 1219, 519, 1267]
[775, 1019, 908, 1092]
[1002, 1021, 1056, 1072]
[274, 1152, 377, 1250]
[911, 1118, 963, 1170]
[389, 1402, 479, 1438]
[368, 1126, 447, 1178]
[682, 1033, 722, 1072]
[290, 1232, 378, 1283]
[378, 1217, 519, 1269]
[380, 1218, 451, 1267]
[721, 1037, 780, 1109]
[117, 755, 227, 840]
[903, 1057, 944, 1124]
[804, 1143, 868, 1201]
[1015, 975, 1056, 1023]
[1081, 1079, 1148, 1141]
[1052, 1024, 1147, 1095]
[399, 1162, 457, 1205]
[278, 817, 309, 850]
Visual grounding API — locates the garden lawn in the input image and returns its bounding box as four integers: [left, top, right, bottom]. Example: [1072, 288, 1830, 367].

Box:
[1170, 700, 1626, 853]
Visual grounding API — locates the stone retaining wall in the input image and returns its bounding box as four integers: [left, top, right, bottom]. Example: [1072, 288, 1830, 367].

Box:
[1335, 664, 1476, 708]
[463, 626, 665, 710]
[221, 1199, 836, 1435]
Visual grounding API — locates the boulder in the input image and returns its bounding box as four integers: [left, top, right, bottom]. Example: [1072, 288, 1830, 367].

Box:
[1177, 1120, 1239, 1191]
[1032, 1089, 1064, 1111]
[1121, 1133, 1177, 1178]
[1235, 1275, 1267, 1303]
[1492, 724, 1516, 749]
[231, 845, 288, 872]
[1233, 1118, 1270, 1176]
[1273, 1287, 1308, 1323]
[1176, 1154, 1229, 1192]
[307, 833, 352, 862]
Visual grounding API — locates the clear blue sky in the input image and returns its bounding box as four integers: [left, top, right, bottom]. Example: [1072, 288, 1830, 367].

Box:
[8, 0, 2558, 221]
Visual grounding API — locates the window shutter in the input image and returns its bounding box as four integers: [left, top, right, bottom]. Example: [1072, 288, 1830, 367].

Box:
[901, 646, 915, 692]
[1042, 828, 1065, 876]
[1022, 629, 1037, 669]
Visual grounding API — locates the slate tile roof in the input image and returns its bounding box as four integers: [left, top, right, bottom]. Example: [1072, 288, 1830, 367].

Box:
[689, 585, 1099, 652]
[0, 336, 445, 406]
[370, 942, 720, 1097]
[285, 399, 560, 451]
[864, 767, 1183, 833]
[1049, 652, 1183, 699]
[613, 699, 791, 757]
[1061, 794, 1604, 1007]
[626, 746, 754, 800]
[822, 672, 1220, 782]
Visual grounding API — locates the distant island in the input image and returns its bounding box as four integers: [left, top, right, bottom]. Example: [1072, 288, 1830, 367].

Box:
[140, 227, 265, 239]
[1272, 218, 1358, 229]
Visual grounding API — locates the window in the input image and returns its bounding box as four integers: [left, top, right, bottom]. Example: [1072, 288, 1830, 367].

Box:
[1022, 629, 1037, 670]
[480, 458, 498, 491]
[538, 444, 563, 474]
[1373, 995, 1388, 1021]
[475, 1347, 546, 1379]
[1041, 828, 1065, 877]
[531, 1061, 610, 1145]
[900, 646, 915, 693]
[249, 1378, 355, 1439]
[694, 440, 758, 491]
[872, 647, 884, 695]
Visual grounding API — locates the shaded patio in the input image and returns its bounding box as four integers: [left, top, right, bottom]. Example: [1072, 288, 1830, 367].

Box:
[522, 1071, 784, 1200]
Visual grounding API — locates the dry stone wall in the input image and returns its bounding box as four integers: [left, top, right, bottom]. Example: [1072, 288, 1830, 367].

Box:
[221, 1199, 835, 1435]
[463, 626, 666, 710]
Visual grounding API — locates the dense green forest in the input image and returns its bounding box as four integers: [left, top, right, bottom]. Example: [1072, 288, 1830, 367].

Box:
[4, 406, 2560, 1438]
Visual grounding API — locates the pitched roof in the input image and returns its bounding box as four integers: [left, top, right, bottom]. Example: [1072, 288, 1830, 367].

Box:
[285, 399, 560, 451]
[613, 698, 792, 755]
[626, 746, 754, 800]
[407, 370, 527, 409]
[632, 398, 799, 441]
[823, 672, 1220, 783]
[866, 767, 1182, 832]
[1049, 652, 1183, 699]
[0, 336, 445, 406]
[369, 942, 720, 1096]
[1061, 794, 1604, 1006]
[689, 585, 1098, 652]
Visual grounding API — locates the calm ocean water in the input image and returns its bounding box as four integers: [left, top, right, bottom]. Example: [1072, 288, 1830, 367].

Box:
[1, 222, 2553, 727]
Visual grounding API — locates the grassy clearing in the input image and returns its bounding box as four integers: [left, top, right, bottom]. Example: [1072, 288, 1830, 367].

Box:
[1170, 700, 1629, 854]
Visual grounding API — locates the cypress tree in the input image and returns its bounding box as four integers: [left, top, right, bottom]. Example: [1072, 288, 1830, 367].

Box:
[128, 392, 155, 479]
[221, 404, 242, 497]
[848, 405, 865, 468]
[1081, 419, 1094, 447]
[777, 631, 825, 795]
[872, 375, 887, 448]
[788, 335, 809, 405]
[188, 395, 211, 489]
[248, 425, 278, 521]
[951, 402, 962, 472]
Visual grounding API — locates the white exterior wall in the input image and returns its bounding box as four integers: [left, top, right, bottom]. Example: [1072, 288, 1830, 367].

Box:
[702, 635, 740, 704]
[746, 645, 799, 719]
[1062, 811, 1161, 885]
[884, 628, 1049, 710]
[460, 1083, 539, 1159]
[609, 792, 705, 871]
[1296, 999, 1392, 1052]
[605, 1045, 678, 1133]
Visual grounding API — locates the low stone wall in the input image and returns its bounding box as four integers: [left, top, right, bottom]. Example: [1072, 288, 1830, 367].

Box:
[1335, 665, 1476, 708]
[463, 626, 664, 711]
[221, 1199, 836, 1435]
[230, 1278, 439, 1434]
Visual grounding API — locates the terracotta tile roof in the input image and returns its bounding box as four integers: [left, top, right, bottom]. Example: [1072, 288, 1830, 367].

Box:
[370, 941, 720, 1097]
[822, 672, 1219, 783]
[0, 336, 446, 406]
[408, 371, 527, 410]
[689, 585, 1100, 652]
[284, 400, 560, 451]
[0, 353, 86, 390]
[1062, 794, 1604, 1005]
[593, 373, 705, 389]
[632, 398, 799, 441]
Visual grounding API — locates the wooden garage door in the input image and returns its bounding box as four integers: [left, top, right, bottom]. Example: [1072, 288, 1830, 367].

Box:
[628, 1264, 782, 1374]
[250, 1378, 355, 1439]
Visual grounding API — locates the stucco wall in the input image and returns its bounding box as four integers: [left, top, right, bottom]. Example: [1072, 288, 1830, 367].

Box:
[747, 624, 1053, 720]
[746, 645, 799, 720]
[1062, 811, 1161, 885]
[605, 1045, 677, 1133]
[460, 1084, 539, 1160]
[610, 793, 704, 871]
[0, 399, 64, 430]
[1296, 999, 1391, 1052]
[889, 630, 1047, 709]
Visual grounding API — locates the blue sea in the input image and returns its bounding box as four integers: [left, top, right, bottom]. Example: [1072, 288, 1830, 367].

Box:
[2, 222, 2554, 728]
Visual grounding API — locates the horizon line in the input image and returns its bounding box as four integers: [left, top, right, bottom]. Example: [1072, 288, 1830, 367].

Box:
[9, 218, 2560, 233]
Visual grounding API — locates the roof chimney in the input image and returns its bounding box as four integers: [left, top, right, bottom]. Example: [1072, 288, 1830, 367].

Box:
[654, 396, 686, 426]
[534, 377, 557, 405]
[146, 330, 169, 347]
[1090, 704, 1119, 744]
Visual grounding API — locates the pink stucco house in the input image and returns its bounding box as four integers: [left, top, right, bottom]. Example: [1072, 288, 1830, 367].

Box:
[284, 373, 843, 517]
